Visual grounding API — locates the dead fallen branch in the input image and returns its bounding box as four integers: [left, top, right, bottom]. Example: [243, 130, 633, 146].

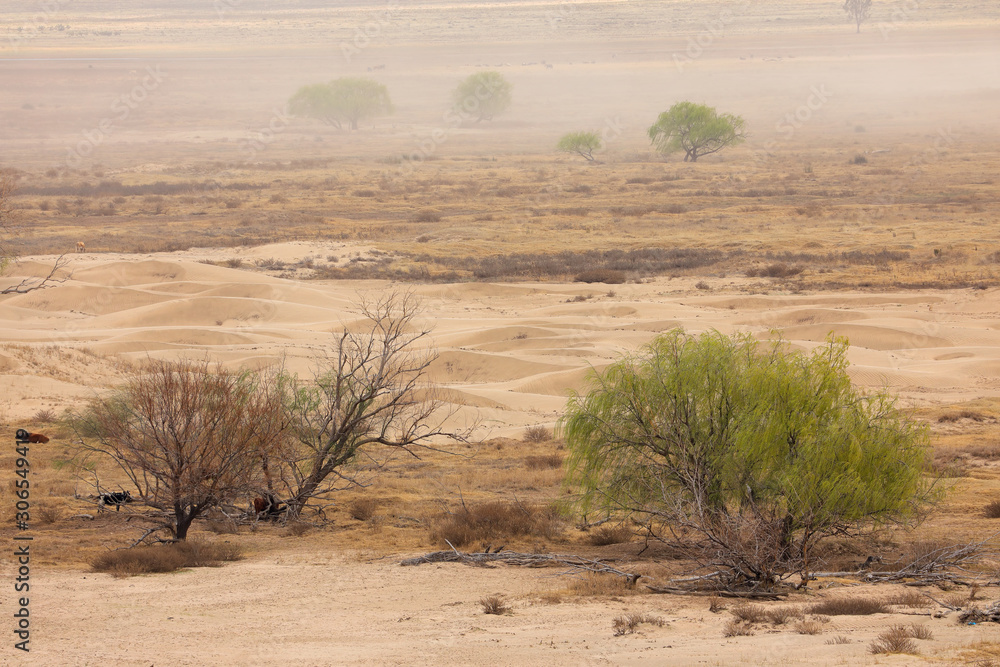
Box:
[400, 547, 641, 585]
[645, 585, 787, 600]
[959, 601, 1000, 624]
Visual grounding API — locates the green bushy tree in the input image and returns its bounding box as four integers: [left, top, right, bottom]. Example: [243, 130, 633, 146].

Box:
[289, 77, 393, 130]
[557, 131, 602, 161]
[452, 71, 512, 122]
[647, 102, 746, 162]
[560, 329, 935, 588]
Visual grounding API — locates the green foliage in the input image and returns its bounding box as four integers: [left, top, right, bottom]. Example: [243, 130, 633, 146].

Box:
[560, 329, 935, 587]
[452, 71, 512, 122]
[557, 131, 603, 161]
[647, 102, 747, 162]
[289, 77, 393, 130]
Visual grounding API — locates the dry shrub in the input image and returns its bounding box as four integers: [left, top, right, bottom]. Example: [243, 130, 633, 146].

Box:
[794, 620, 823, 635]
[480, 594, 511, 615]
[612, 612, 665, 636]
[885, 590, 931, 608]
[868, 625, 917, 655]
[809, 596, 889, 616]
[908, 623, 933, 640]
[281, 522, 312, 537]
[522, 425, 552, 443]
[746, 262, 804, 278]
[35, 505, 61, 525]
[567, 572, 638, 597]
[723, 619, 755, 637]
[730, 602, 768, 624]
[709, 596, 726, 613]
[985, 501, 1000, 519]
[32, 408, 57, 423]
[413, 209, 443, 223]
[91, 541, 243, 577]
[524, 454, 562, 469]
[938, 410, 987, 423]
[431, 500, 559, 548]
[766, 606, 805, 625]
[348, 498, 379, 521]
[574, 269, 626, 284]
[825, 635, 852, 645]
[588, 524, 632, 546]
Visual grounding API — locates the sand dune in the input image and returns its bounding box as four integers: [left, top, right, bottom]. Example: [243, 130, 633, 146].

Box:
[3, 245, 1000, 428]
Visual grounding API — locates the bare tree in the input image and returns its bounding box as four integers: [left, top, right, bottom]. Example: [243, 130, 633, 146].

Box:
[74, 359, 286, 539]
[0, 172, 70, 294]
[276, 291, 470, 519]
[844, 0, 873, 33]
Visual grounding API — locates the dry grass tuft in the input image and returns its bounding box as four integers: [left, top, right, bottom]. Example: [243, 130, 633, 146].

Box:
[612, 612, 665, 636]
[566, 572, 639, 598]
[810, 596, 889, 616]
[868, 625, 918, 655]
[766, 606, 805, 625]
[985, 500, 1000, 519]
[348, 498, 379, 521]
[431, 500, 559, 548]
[825, 635, 853, 645]
[885, 590, 932, 608]
[723, 619, 755, 637]
[794, 620, 824, 635]
[522, 425, 552, 443]
[730, 602, 768, 624]
[588, 524, 633, 546]
[480, 594, 511, 615]
[524, 454, 562, 470]
[709, 596, 726, 613]
[938, 410, 987, 423]
[91, 540, 243, 577]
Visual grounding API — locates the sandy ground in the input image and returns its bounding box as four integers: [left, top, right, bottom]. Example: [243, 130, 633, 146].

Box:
[4, 244, 1000, 664]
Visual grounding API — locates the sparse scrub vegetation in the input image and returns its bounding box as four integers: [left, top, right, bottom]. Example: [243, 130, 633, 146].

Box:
[431, 500, 560, 548]
[480, 594, 512, 615]
[868, 625, 918, 655]
[522, 425, 551, 443]
[587, 524, 632, 546]
[91, 541, 243, 577]
[612, 612, 665, 635]
[809, 597, 889, 616]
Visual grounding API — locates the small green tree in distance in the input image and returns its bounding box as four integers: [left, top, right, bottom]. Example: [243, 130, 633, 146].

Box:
[452, 71, 512, 122]
[560, 329, 936, 589]
[289, 77, 393, 130]
[647, 102, 747, 162]
[557, 131, 602, 161]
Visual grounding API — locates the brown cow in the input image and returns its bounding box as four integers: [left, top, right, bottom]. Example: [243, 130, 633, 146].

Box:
[76, 241, 85, 253]
[15, 429, 48, 443]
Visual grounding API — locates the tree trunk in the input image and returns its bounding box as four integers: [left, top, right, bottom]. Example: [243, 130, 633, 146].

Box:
[175, 510, 194, 540]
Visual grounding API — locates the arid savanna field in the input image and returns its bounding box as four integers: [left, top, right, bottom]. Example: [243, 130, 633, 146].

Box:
[2, 1, 1000, 664]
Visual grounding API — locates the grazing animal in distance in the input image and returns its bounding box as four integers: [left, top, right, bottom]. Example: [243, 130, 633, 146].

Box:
[15, 429, 48, 443]
[98, 491, 132, 512]
[76, 241, 85, 253]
